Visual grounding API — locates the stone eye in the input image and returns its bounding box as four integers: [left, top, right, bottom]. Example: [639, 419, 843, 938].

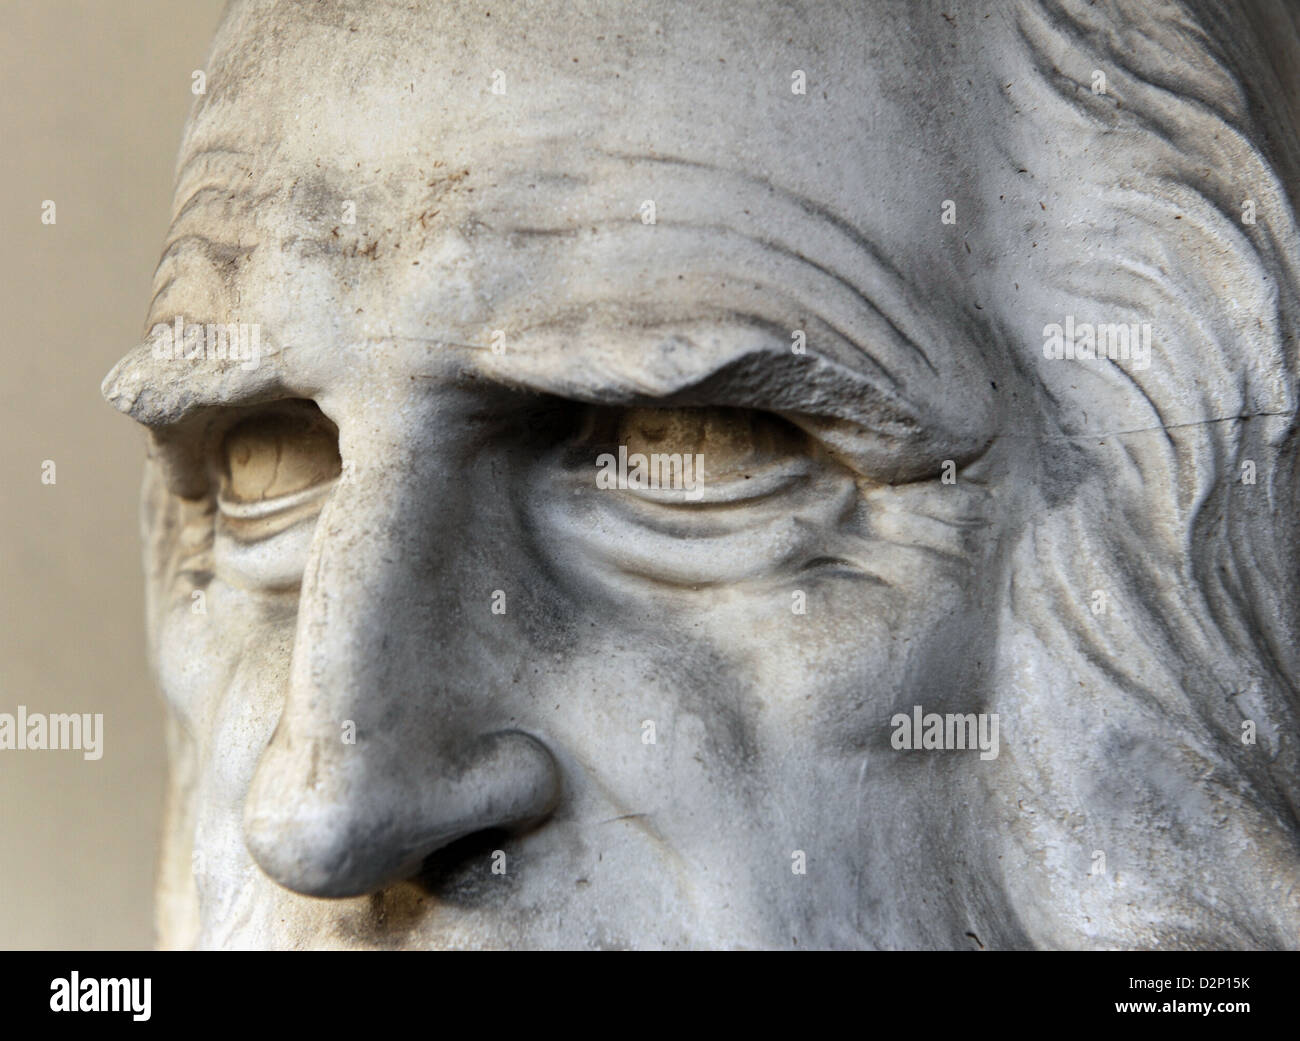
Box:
[599, 405, 810, 479]
[220, 407, 341, 505]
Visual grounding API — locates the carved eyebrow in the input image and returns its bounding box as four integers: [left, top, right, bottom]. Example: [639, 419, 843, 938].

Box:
[101, 333, 287, 432]
[170, 145, 256, 218]
[104, 148, 994, 450]
[101, 317, 989, 488]
[102, 302, 978, 437]
[468, 310, 991, 465]
[102, 296, 992, 472]
[461, 148, 995, 442]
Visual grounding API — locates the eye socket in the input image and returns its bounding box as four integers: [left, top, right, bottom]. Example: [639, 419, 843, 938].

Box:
[219, 405, 341, 506]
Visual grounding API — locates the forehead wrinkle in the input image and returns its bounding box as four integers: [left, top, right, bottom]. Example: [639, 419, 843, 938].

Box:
[602, 150, 909, 291]
[148, 234, 258, 325]
[163, 150, 272, 258]
[417, 146, 989, 430]
[155, 233, 257, 274]
[171, 145, 257, 220]
[493, 215, 939, 384]
[170, 181, 283, 233]
[153, 149, 271, 322]
[459, 146, 958, 375]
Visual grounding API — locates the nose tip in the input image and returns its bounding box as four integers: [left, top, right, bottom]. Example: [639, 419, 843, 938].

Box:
[242, 729, 561, 898]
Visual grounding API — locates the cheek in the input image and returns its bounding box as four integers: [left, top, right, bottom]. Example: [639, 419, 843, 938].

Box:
[156, 581, 302, 914]
[522, 619, 774, 873]
[694, 570, 998, 756]
[152, 575, 298, 742]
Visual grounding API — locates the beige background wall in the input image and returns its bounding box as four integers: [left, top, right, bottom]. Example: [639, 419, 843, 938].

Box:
[0, 0, 227, 949]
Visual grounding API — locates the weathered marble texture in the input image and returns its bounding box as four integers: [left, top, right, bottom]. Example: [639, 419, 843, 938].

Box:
[103, 0, 1300, 949]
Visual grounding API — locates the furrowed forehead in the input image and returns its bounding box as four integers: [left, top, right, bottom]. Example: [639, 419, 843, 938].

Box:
[191, 0, 985, 193]
[104, 0, 1010, 445]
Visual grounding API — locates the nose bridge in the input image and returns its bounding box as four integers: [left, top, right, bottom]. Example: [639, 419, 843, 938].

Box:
[243, 382, 560, 898]
[293, 394, 467, 728]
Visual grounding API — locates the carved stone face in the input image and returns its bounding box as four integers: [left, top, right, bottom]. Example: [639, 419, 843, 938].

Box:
[105, 0, 1300, 948]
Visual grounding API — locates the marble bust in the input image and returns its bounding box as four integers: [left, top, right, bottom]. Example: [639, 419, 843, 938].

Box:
[102, 0, 1300, 949]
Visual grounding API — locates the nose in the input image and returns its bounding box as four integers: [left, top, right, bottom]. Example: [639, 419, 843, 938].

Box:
[242, 381, 561, 898]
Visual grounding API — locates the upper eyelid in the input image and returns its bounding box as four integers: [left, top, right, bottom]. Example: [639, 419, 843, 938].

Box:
[144, 398, 339, 500]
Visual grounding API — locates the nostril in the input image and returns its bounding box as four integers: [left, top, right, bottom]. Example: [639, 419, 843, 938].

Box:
[411, 826, 517, 907]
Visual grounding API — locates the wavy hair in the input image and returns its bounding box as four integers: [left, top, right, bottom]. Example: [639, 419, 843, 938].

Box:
[978, 0, 1300, 947]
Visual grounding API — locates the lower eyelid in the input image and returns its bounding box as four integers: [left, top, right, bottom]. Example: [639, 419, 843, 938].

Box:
[561, 460, 856, 541]
[217, 536, 314, 593]
[213, 508, 322, 590]
[537, 475, 861, 588]
[212, 481, 334, 590]
[217, 478, 337, 523]
[619, 458, 815, 506]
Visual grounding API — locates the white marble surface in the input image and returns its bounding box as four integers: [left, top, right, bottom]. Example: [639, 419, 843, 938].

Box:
[104, 0, 1300, 949]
